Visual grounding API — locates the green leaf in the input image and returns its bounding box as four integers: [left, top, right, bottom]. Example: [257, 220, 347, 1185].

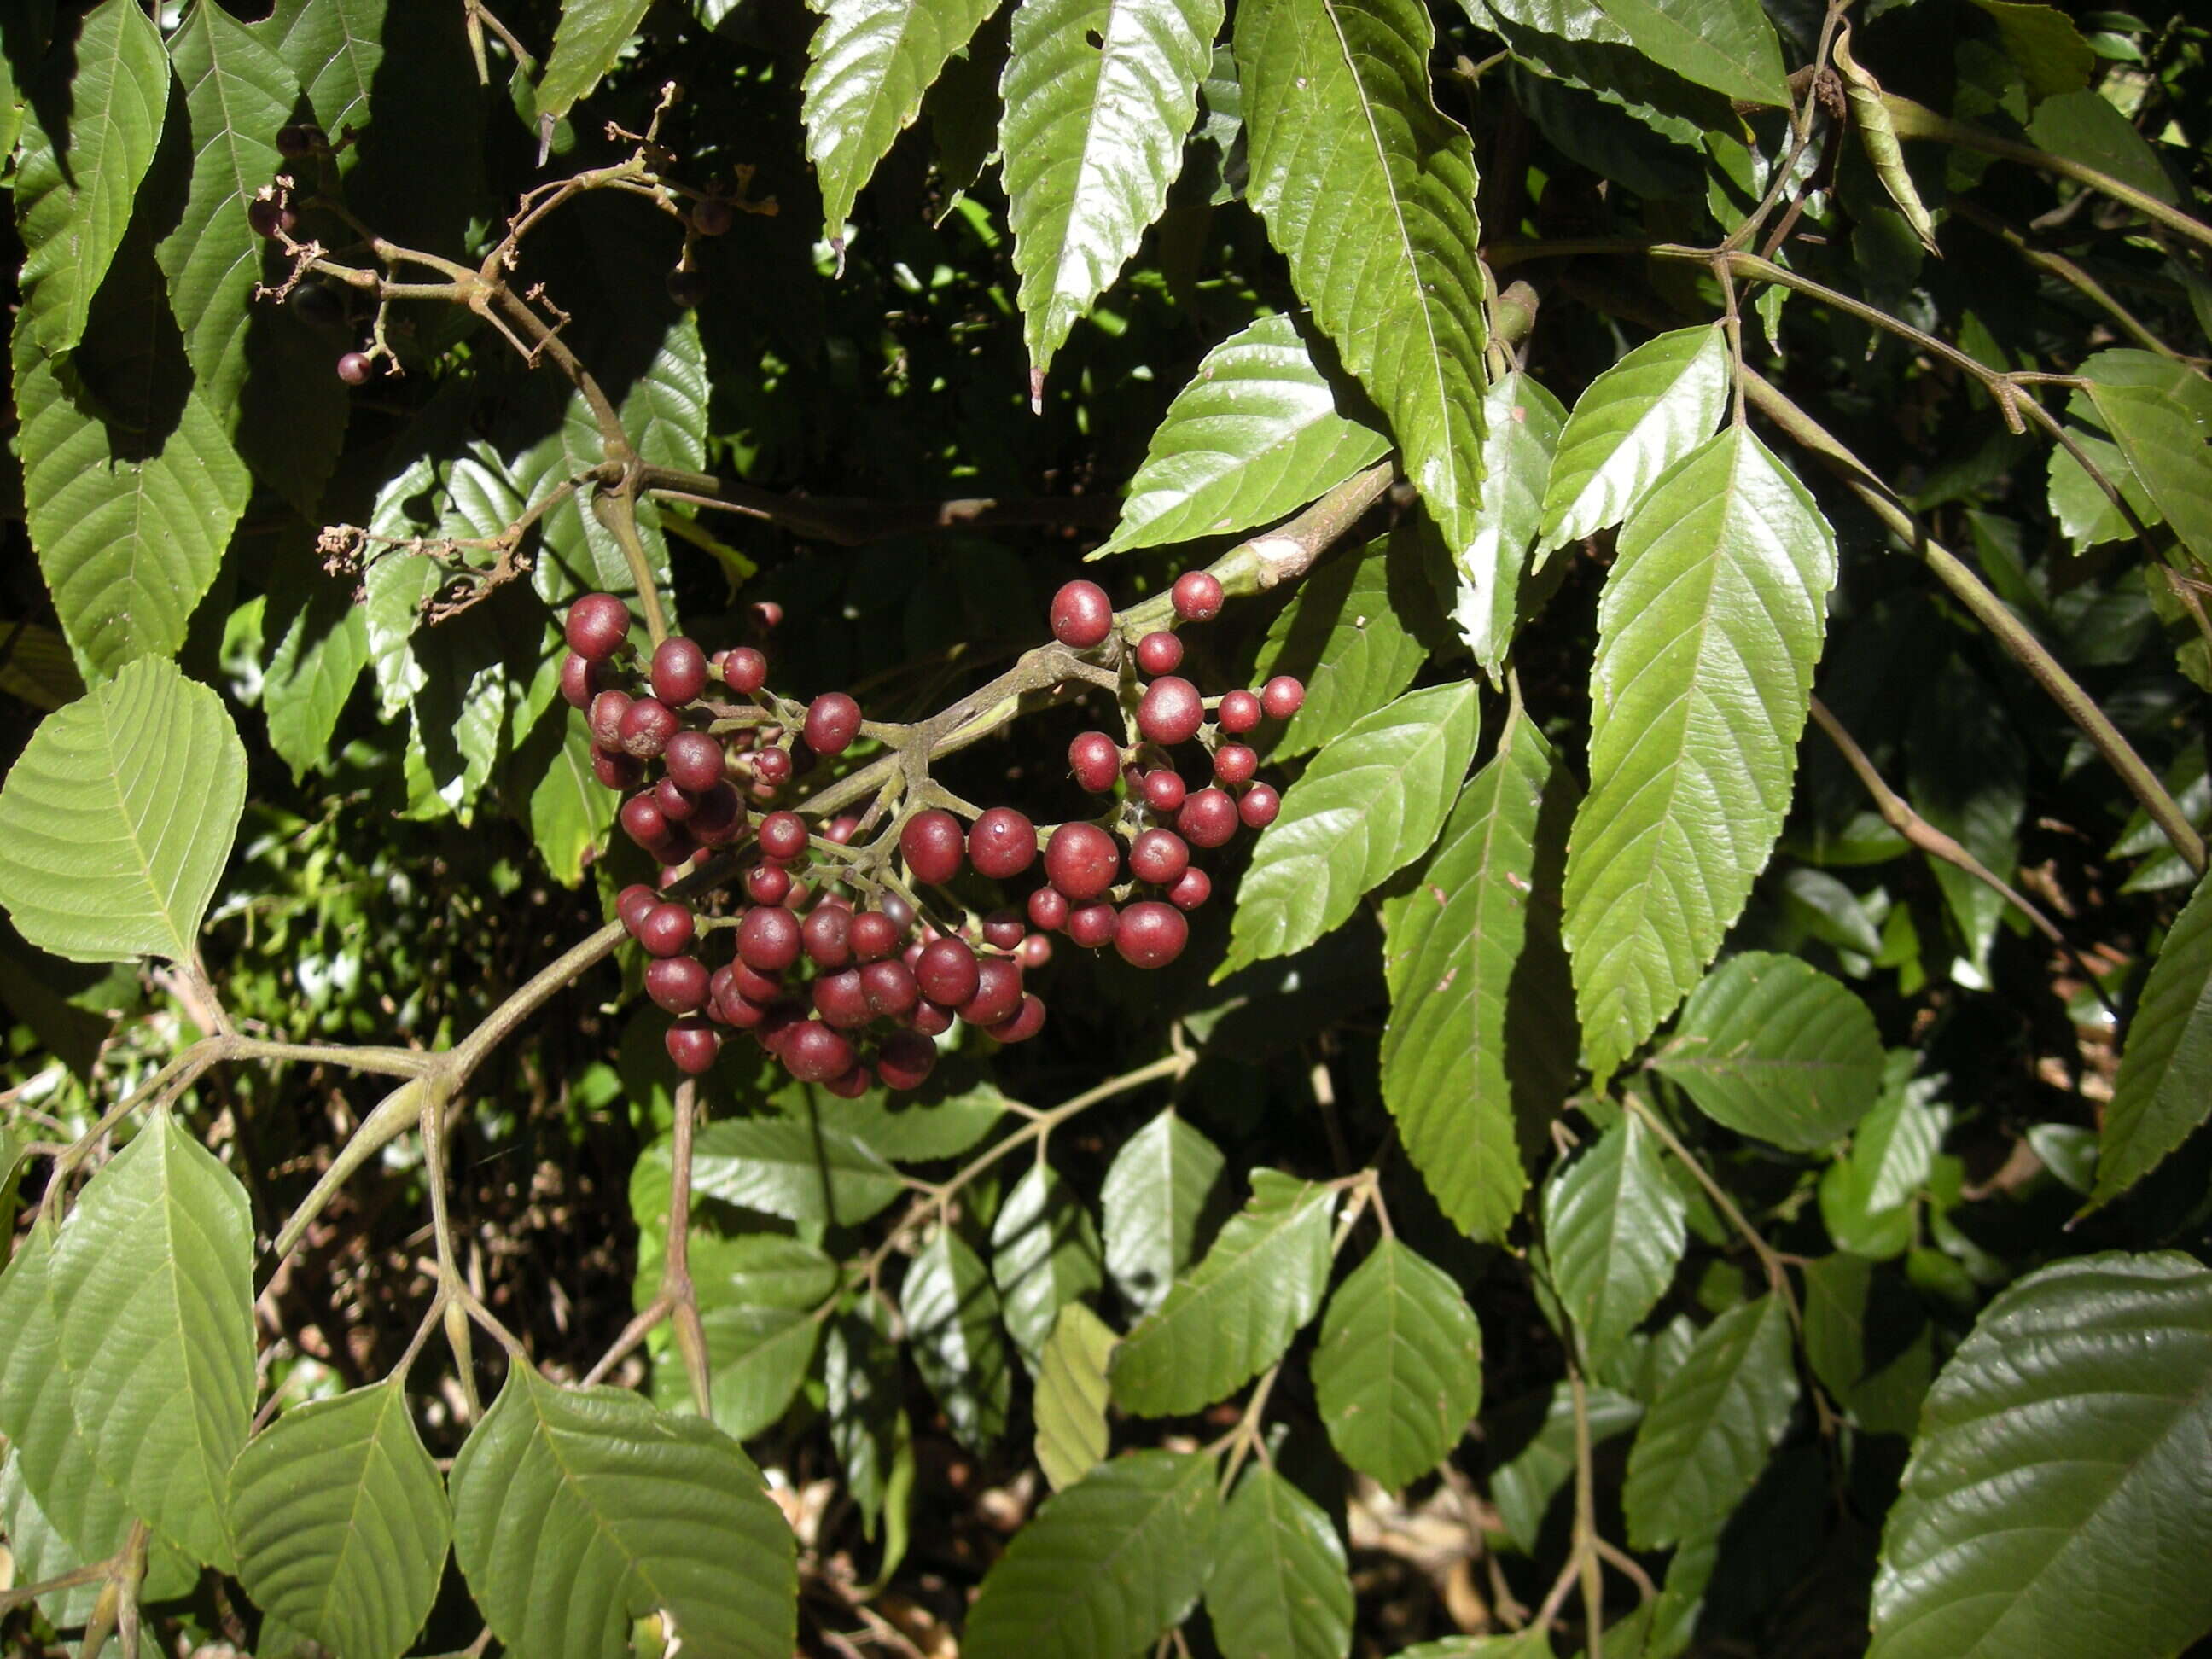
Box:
[803, 0, 999, 236]
[1235, 0, 1489, 568]
[1536, 326, 1729, 558]
[687, 1307, 821, 1440]
[1001, 0, 1222, 377]
[0, 1226, 197, 1621]
[1204, 1465, 1355, 1659]
[2047, 351, 2212, 551]
[1112, 1171, 1334, 1416]
[449, 1368, 797, 1659]
[229, 1381, 451, 1659]
[1906, 659, 2026, 975]
[1869, 1252, 2212, 1659]
[825, 1078, 1010, 1162]
[2088, 381, 2212, 570]
[691, 1116, 905, 1227]
[0, 620, 86, 712]
[1223, 682, 1480, 975]
[992, 1165, 1105, 1370]
[1249, 533, 1438, 761]
[1486, 1382, 1640, 1554]
[1094, 313, 1389, 557]
[263, 0, 383, 146]
[2026, 88, 2177, 206]
[1651, 953, 1885, 1150]
[1562, 428, 1839, 1082]
[963, 1450, 1220, 1659]
[13, 0, 171, 356]
[525, 715, 620, 886]
[1380, 710, 1579, 1240]
[536, 0, 651, 121]
[1455, 371, 1567, 673]
[2094, 868, 2212, 1203]
[0, 657, 247, 963]
[824, 1305, 905, 1539]
[1101, 1108, 1228, 1315]
[901, 1227, 1012, 1452]
[1967, 0, 2093, 98]
[1801, 1254, 1931, 1437]
[1035, 1303, 1118, 1492]
[50, 1112, 256, 1570]
[1587, 0, 1788, 107]
[1543, 1113, 1687, 1371]
[263, 587, 370, 784]
[1621, 1295, 1798, 1550]
[1311, 1238, 1485, 1489]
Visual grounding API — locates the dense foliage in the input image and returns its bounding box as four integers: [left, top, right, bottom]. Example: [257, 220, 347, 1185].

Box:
[0, 0, 2208, 1654]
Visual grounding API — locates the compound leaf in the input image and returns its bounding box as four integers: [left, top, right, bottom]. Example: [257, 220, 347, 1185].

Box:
[1869, 1252, 2212, 1659]
[1236, 0, 1488, 566]
[1543, 1112, 1687, 1371]
[0, 656, 247, 963]
[1652, 952, 1885, 1151]
[1001, 0, 1222, 377]
[1312, 1239, 1485, 1490]
[901, 1227, 1012, 1452]
[229, 1380, 450, 1659]
[1537, 325, 1728, 558]
[1562, 427, 1838, 1082]
[691, 1117, 904, 1227]
[1456, 370, 1567, 673]
[1205, 1464, 1355, 1659]
[1035, 1302, 1118, 1492]
[1112, 1171, 1334, 1416]
[1096, 313, 1388, 557]
[964, 1450, 1220, 1659]
[449, 1368, 797, 1659]
[1621, 1295, 1798, 1550]
[1223, 682, 1480, 975]
[992, 1165, 1105, 1370]
[1101, 1108, 1228, 1316]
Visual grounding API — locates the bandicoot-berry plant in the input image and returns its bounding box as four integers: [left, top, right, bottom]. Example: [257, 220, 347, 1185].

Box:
[0, 1, 2209, 1658]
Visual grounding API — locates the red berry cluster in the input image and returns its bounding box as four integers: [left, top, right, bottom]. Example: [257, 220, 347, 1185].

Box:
[1037, 573, 1303, 966]
[562, 595, 1051, 1089]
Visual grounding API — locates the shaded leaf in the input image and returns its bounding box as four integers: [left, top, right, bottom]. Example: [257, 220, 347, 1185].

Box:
[2088, 380, 2212, 571]
[1250, 533, 1437, 761]
[1112, 1171, 1334, 1416]
[50, 1112, 256, 1571]
[1537, 325, 1728, 559]
[1869, 1252, 2212, 1659]
[1380, 710, 1579, 1240]
[1223, 683, 1480, 975]
[992, 1165, 1105, 1369]
[1036, 1302, 1118, 1492]
[1562, 428, 1838, 1082]
[1543, 1113, 1687, 1371]
[229, 1381, 450, 1659]
[964, 1450, 1220, 1659]
[2094, 868, 2212, 1204]
[1001, 0, 1222, 376]
[1588, 0, 1788, 107]
[1454, 371, 1567, 673]
[689, 1307, 821, 1441]
[1095, 313, 1388, 557]
[1906, 658, 2025, 975]
[1205, 1464, 1355, 1659]
[1236, 0, 1489, 566]
[449, 1368, 797, 1659]
[1312, 1239, 1484, 1490]
[1802, 1254, 1931, 1437]
[1967, 0, 2093, 98]
[1101, 1108, 1228, 1315]
[1486, 1382, 1640, 1554]
[1621, 1295, 1798, 1549]
[901, 1227, 1012, 1452]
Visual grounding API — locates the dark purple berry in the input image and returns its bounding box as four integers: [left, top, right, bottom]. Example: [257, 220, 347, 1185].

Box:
[969, 807, 1037, 879]
[1173, 570, 1224, 622]
[1138, 677, 1204, 747]
[804, 692, 863, 756]
[900, 810, 965, 886]
[1045, 822, 1120, 901]
[1115, 902, 1189, 969]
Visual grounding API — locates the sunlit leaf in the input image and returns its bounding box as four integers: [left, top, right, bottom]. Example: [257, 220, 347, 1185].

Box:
[1205, 1464, 1355, 1659]
[1543, 1113, 1687, 1371]
[537, 0, 651, 121]
[1101, 1108, 1228, 1315]
[1312, 1239, 1484, 1489]
[1035, 1302, 1117, 1492]
[902, 1227, 1012, 1451]
[1588, 0, 1789, 108]
[1455, 371, 1567, 673]
[1537, 325, 1728, 559]
[992, 1165, 1105, 1369]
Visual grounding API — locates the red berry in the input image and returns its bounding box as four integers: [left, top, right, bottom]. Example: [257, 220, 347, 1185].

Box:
[690, 784, 746, 846]
[1017, 933, 1053, 969]
[877, 1029, 937, 1091]
[783, 1021, 856, 1084]
[646, 955, 712, 1013]
[560, 652, 605, 710]
[1240, 783, 1282, 830]
[665, 1018, 722, 1074]
[567, 594, 632, 661]
[589, 689, 633, 749]
[745, 864, 792, 905]
[861, 958, 920, 1019]
[620, 697, 679, 760]
[960, 957, 1025, 1027]
[969, 807, 1038, 879]
[988, 993, 1047, 1044]
[724, 647, 769, 696]
[813, 969, 871, 1028]
[900, 810, 966, 886]
[739, 905, 802, 972]
[824, 1063, 871, 1099]
[850, 911, 902, 961]
[732, 962, 784, 1004]
[1172, 570, 1225, 622]
[1050, 579, 1115, 649]
[752, 748, 794, 789]
[1177, 788, 1238, 849]
[916, 937, 981, 1007]
[637, 901, 696, 958]
[824, 815, 860, 845]
[751, 601, 785, 632]
[1138, 677, 1204, 747]
[591, 747, 644, 791]
[1069, 731, 1123, 794]
[804, 905, 853, 969]
[247, 197, 298, 239]
[1214, 744, 1258, 787]
[617, 883, 659, 934]
[620, 793, 672, 853]
[663, 730, 725, 795]
[1167, 867, 1213, 911]
[1141, 770, 1187, 812]
[1217, 690, 1262, 734]
[1115, 901, 1189, 969]
[804, 692, 864, 755]
[907, 999, 956, 1038]
[651, 637, 709, 705]
[1067, 903, 1120, 949]
[981, 909, 1026, 951]
[1128, 828, 1190, 887]
[1027, 887, 1070, 931]
[758, 811, 808, 862]
[654, 777, 698, 823]
[1045, 822, 1121, 901]
[1261, 675, 1306, 720]
[1135, 632, 1184, 676]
